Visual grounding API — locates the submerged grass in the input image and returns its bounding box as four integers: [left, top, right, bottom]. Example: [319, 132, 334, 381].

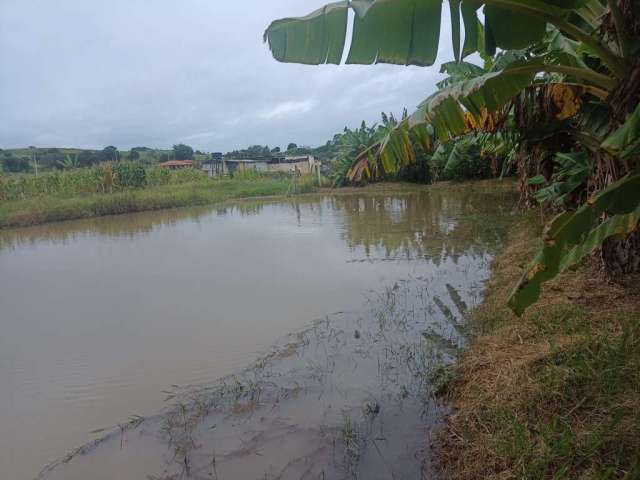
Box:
[436, 214, 640, 479]
[0, 176, 319, 228]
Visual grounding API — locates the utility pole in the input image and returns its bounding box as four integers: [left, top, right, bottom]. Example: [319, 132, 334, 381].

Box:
[30, 146, 38, 176]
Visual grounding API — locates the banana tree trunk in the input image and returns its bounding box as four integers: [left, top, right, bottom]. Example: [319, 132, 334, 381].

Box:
[601, 228, 640, 276]
[598, 0, 640, 276]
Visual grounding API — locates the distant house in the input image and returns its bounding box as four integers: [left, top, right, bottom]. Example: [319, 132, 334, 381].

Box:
[201, 154, 320, 177]
[268, 155, 320, 174]
[159, 160, 193, 170]
[202, 158, 225, 177]
[202, 158, 267, 177]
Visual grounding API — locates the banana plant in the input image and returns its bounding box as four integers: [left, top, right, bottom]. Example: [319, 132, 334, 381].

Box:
[509, 103, 640, 313]
[57, 154, 79, 170]
[265, 0, 640, 315]
[265, 2, 632, 169]
[510, 169, 640, 315]
[347, 24, 611, 180]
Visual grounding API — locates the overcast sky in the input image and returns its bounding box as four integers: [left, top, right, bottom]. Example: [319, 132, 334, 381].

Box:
[0, 0, 455, 152]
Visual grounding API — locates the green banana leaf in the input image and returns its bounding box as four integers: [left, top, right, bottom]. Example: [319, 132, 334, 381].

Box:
[602, 103, 640, 160]
[410, 58, 541, 141]
[264, 1, 349, 65]
[437, 61, 487, 89]
[264, 0, 581, 66]
[508, 171, 640, 315]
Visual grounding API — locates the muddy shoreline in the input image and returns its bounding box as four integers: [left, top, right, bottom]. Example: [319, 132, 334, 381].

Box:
[37, 262, 498, 480]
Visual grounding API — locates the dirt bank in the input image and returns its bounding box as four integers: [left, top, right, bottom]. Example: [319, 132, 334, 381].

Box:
[435, 215, 640, 479]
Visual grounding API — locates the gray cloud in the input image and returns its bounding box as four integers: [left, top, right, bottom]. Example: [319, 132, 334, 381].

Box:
[0, 0, 453, 152]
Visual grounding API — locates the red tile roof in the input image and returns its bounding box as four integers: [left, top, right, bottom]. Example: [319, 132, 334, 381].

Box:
[159, 160, 194, 168]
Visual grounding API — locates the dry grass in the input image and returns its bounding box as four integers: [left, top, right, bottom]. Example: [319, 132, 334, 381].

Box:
[436, 214, 640, 480]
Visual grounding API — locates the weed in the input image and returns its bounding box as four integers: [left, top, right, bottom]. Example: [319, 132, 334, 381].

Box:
[340, 414, 362, 477]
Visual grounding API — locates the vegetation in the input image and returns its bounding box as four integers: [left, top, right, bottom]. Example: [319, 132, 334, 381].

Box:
[264, 0, 640, 316]
[172, 144, 194, 161]
[0, 163, 206, 201]
[1, 151, 32, 172]
[0, 145, 213, 174]
[263, 1, 640, 478]
[0, 164, 319, 228]
[437, 216, 640, 479]
[223, 141, 336, 161]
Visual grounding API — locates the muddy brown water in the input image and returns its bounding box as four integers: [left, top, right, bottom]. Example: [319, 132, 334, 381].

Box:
[0, 182, 517, 480]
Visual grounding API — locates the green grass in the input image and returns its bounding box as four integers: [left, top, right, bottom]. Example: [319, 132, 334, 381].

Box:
[437, 216, 640, 479]
[0, 176, 316, 228]
[490, 317, 640, 479]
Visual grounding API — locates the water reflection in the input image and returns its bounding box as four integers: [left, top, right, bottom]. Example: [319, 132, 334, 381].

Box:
[0, 206, 214, 252]
[335, 186, 515, 262]
[0, 181, 517, 480]
[0, 182, 515, 260]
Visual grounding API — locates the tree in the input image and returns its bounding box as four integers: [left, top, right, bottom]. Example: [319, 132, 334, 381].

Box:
[271, 146, 281, 153]
[77, 150, 97, 167]
[287, 143, 297, 151]
[173, 144, 194, 160]
[2, 153, 31, 172]
[101, 146, 118, 162]
[36, 149, 65, 169]
[129, 149, 140, 161]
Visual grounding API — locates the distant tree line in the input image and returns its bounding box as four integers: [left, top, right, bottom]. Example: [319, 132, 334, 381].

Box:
[1, 151, 31, 172]
[0, 144, 206, 174]
[223, 142, 322, 160]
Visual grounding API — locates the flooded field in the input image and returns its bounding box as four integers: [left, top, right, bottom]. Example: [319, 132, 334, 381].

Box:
[0, 182, 517, 479]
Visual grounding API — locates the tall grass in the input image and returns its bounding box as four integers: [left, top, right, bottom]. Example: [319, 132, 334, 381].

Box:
[0, 164, 210, 201]
[0, 175, 318, 228]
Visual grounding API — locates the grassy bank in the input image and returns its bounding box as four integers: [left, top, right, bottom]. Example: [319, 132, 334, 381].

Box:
[437, 215, 640, 479]
[0, 176, 318, 229]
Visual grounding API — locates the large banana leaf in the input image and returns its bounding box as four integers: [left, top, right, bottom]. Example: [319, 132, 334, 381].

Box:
[264, 0, 586, 67]
[264, 1, 349, 65]
[410, 58, 545, 142]
[508, 171, 640, 315]
[602, 103, 640, 160]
